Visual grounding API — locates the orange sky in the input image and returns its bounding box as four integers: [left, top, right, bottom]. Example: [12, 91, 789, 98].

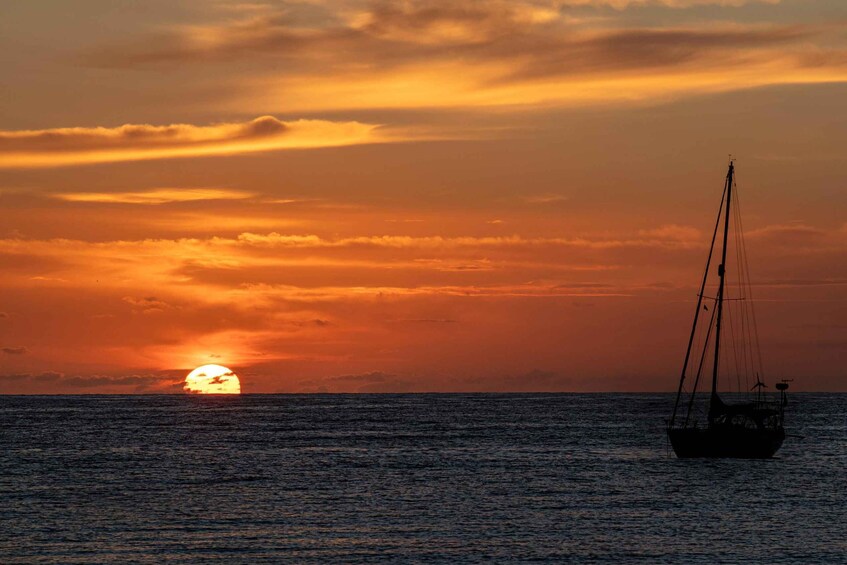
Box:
[1, 0, 846, 393]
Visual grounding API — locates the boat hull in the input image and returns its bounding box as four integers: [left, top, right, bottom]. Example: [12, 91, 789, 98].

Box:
[667, 426, 785, 459]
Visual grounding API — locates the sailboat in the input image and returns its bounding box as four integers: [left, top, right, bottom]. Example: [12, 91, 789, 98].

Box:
[667, 159, 789, 458]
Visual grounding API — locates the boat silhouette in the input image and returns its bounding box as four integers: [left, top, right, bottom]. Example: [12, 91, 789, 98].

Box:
[667, 160, 789, 458]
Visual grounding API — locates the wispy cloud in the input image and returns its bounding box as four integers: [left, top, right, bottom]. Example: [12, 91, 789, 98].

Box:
[747, 222, 829, 241]
[237, 283, 633, 301]
[235, 231, 707, 250]
[638, 224, 702, 241]
[524, 193, 569, 204]
[123, 296, 175, 313]
[0, 228, 689, 314]
[54, 188, 253, 204]
[0, 116, 385, 169]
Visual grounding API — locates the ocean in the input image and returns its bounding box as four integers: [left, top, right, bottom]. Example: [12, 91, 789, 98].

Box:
[1, 394, 844, 563]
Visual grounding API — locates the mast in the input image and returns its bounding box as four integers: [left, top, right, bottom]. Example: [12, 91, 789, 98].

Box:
[709, 160, 734, 420]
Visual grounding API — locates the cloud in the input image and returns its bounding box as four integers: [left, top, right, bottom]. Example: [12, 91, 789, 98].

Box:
[60, 375, 168, 388]
[236, 232, 704, 249]
[492, 25, 810, 82]
[638, 224, 702, 242]
[0, 116, 384, 169]
[237, 283, 633, 302]
[89, 2, 803, 69]
[123, 296, 174, 313]
[0, 227, 703, 311]
[747, 222, 829, 241]
[0, 371, 62, 382]
[745, 222, 847, 253]
[78, 2, 847, 111]
[537, 1, 777, 6]
[2, 346, 28, 355]
[54, 188, 253, 205]
[524, 193, 569, 204]
[755, 278, 847, 289]
[390, 318, 460, 324]
[0, 371, 180, 391]
[322, 370, 416, 392]
[207, 374, 235, 385]
[351, 2, 560, 46]
[0, 115, 288, 152]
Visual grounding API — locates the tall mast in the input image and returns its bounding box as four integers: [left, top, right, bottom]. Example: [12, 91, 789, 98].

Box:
[669, 186, 726, 427]
[709, 160, 734, 420]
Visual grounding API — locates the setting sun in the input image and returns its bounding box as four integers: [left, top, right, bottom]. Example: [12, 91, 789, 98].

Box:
[184, 364, 241, 394]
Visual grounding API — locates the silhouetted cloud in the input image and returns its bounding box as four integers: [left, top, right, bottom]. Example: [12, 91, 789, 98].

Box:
[123, 296, 174, 313]
[322, 371, 416, 392]
[60, 375, 164, 388]
[0, 373, 35, 382]
[207, 372, 236, 385]
[0, 371, 63, 383]
[2, 346, 28, 355]
[0, 371, 175, 391]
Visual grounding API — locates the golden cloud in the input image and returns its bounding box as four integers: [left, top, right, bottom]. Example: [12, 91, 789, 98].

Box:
[235, 232, 705, 249]
[0, 230, 698, 300]
[0, 117, 384, 169]
[2, 223, 842, 317]
[54, 188, 253, 204]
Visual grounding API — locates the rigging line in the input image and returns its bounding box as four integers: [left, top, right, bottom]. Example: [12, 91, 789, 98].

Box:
[692, 295, 713, 390]
[736, 206, 756, 393]
[731, 187, 750, 393]
[735, 185, 767, 382]
[733, 181, 755, 392]
[684, 303, 718, 427]
[670, 180, 728, 427]
[734, 179, 757, 386]
[725, 290, 743, 393]
[691, 298, 709, 393]
[719, 336, 734, 396]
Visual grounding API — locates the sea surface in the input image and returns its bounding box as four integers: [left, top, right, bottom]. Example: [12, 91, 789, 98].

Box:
[1, 394, 845, 563]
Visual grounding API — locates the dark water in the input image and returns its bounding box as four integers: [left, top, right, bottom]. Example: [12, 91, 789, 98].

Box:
[1, 394, 845, 563]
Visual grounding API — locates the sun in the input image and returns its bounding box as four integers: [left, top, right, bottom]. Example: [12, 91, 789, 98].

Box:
[184, 364, 241, 394]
